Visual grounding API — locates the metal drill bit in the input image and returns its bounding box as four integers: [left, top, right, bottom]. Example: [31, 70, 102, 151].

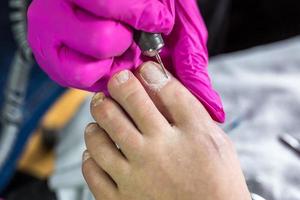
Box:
[136, 32, 168, 78]
[154, 52, 168, 78]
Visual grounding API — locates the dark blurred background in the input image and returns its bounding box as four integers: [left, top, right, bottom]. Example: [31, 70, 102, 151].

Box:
[1, 0, 300, 56]
[198, 0, 300, 55]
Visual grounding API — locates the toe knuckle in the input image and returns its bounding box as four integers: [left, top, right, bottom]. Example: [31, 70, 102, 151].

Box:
[114, 125, 130, 143]
[139, 104, 156, 123]
[120, 132, 141, 150]
[123, 86, 141, 104]
[94, 146, 110, 163]
[113, 124, 142, 149]
[95, 152, 107, 164]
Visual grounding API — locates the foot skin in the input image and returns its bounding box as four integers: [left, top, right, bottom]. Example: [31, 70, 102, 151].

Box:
[82, 62, 251, 200]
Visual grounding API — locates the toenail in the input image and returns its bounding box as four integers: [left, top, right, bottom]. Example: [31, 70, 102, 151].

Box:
[140, 62, 170, 90]
[116, 70, 130, 85]
[82, 150, 91, 162]
[92, 92, 105, 107]
[85, 123, 98, 134]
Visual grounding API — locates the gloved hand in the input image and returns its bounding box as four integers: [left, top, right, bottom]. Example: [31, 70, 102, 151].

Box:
[27, 0, 225, 122]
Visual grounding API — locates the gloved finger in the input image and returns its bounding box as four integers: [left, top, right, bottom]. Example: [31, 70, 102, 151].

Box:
[172, 0, 225, 123]
[31, 41, 113, 90]
[71, 0, 175, 34]
[27, 0, 134, 60]
[173, 43, 225, 123]
[29, 36, 142, 92]
[27, 0, 142, 92]
[61, 7, 133, 60]
[64, 21, 132, 60]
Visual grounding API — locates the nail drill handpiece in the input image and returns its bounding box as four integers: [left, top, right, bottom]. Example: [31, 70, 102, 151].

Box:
[136, 32, 168, 78]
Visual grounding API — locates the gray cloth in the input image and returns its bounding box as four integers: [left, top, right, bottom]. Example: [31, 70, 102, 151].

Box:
[50, 36, 300, 200]
[49, 96, 94, 200]
[209, 36, 300, 200]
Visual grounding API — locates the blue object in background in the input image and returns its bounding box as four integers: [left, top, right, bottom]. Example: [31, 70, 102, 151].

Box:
[0, 0, 66, 193]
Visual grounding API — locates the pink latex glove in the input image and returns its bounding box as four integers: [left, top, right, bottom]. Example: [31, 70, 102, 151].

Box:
[27, 0, 225, 122]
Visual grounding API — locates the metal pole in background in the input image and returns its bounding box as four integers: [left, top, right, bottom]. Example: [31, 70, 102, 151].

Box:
[0, 51, 32, 167]
[0, 0, 32, 171]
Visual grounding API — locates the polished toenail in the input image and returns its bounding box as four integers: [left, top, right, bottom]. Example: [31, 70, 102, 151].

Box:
[92, 92, 105, 107]
[116, 70, 130, 85]
[140, 62, 170, 90]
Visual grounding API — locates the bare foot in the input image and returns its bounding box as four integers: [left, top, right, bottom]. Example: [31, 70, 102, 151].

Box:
[82, 62, 251, 200]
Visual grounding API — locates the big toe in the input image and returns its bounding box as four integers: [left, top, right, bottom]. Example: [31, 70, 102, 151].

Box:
[136, 62, 212, 127]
